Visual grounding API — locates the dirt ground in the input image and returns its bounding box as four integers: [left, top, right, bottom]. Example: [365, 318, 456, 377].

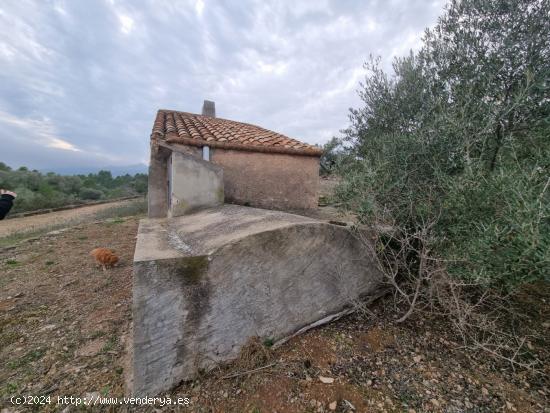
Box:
[0, 216, 548, 412]
[0, 199, 143, 237]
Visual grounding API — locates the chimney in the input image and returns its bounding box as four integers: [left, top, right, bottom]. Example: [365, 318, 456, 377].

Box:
[202, 100, 216, 117]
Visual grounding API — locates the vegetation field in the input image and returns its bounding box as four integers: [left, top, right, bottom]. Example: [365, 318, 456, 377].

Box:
[0, 163, 147, 215]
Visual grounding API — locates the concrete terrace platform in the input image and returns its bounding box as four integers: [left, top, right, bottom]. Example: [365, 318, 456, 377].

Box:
[132, 204, 384, 396]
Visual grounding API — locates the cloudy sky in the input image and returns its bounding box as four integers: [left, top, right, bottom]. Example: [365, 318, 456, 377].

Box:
[0, 0, 445, 172]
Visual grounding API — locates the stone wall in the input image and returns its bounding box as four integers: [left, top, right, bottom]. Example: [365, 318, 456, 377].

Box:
[147, 145, 170, 218]
[211, 148, 320, 210]
[149, 143, 320, 217]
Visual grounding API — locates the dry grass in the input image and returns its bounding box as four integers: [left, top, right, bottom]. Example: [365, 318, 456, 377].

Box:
[0, 197, 145, 241]
[0, 212, 548, 412]
[232, 337, 273, 372]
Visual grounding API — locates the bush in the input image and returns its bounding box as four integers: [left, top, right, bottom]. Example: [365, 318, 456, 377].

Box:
[335, 0, 550, 291]
[440, 161, 549, 288]
[0, 167, 148, 214]
[79, 188, 104, 200]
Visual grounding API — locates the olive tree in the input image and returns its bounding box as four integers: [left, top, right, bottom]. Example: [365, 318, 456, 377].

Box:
[337, 0, 550, 290]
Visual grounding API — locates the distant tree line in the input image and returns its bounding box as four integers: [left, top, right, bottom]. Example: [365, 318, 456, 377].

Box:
[0, 162, 148, 214]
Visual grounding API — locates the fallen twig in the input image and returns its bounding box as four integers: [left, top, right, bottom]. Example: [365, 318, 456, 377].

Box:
[221, 363, 277, 379]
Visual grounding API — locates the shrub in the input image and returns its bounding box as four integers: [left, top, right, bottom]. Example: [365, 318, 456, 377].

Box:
[0, 167, 148, 213]
[79, 188, 104, 200]
[336, 0, 550, 291]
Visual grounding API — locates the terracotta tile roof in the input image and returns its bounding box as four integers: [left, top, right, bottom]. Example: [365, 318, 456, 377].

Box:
[151, 109, 323, 157]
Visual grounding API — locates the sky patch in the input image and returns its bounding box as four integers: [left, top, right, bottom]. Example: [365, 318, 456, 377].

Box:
[0, 0, 445, 171]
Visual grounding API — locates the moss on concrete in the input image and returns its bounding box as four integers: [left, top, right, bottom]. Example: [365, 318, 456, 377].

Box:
[172, 199, 189, 216]
[217, 187, 225, 203]
[176, 256, 209, 284]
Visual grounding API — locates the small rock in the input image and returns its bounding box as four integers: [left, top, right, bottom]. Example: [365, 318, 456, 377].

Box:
[76, 338, 106, 357]
[430, 399, 440, 407]
[328, 401, 337, 411]
[319, 376, 334, 384]
[40, 324, 57, 332]
[413, 355, 422, 363]
[47, 229, 68, 236]
[482, 387, 489, 396]
[506, 401, 514, 410]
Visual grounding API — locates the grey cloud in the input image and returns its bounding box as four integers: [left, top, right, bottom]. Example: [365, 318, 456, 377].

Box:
[0, 0, 445, 170]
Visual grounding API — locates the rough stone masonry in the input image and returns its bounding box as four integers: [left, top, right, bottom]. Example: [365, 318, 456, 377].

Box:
[132, 205, 384, 396]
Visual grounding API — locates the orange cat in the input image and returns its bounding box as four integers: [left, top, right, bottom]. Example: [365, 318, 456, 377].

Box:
[90, 248, 119, 271]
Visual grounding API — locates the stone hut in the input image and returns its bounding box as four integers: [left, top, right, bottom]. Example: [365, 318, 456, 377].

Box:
[132, 101, 385, 396]
[148, 100, 323, 217]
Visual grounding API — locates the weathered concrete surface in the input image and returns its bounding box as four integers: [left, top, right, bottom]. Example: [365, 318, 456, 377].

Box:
[168, 151, 224, 217]
[147, 145, 171, 218]
[132, 205, 384, 396]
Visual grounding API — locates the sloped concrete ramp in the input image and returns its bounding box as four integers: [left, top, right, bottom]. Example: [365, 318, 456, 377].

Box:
[132, 205, 384, 395]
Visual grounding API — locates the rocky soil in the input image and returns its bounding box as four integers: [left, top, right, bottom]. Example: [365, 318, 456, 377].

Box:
[0, 215, 548, 412]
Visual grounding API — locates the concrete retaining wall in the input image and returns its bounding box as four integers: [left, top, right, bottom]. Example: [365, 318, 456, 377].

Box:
[168, 152, 223, 217]
[132, 205, 383, 396]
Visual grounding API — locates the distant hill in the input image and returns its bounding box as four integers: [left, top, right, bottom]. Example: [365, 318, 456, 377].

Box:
[39, 164, 148, 177]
